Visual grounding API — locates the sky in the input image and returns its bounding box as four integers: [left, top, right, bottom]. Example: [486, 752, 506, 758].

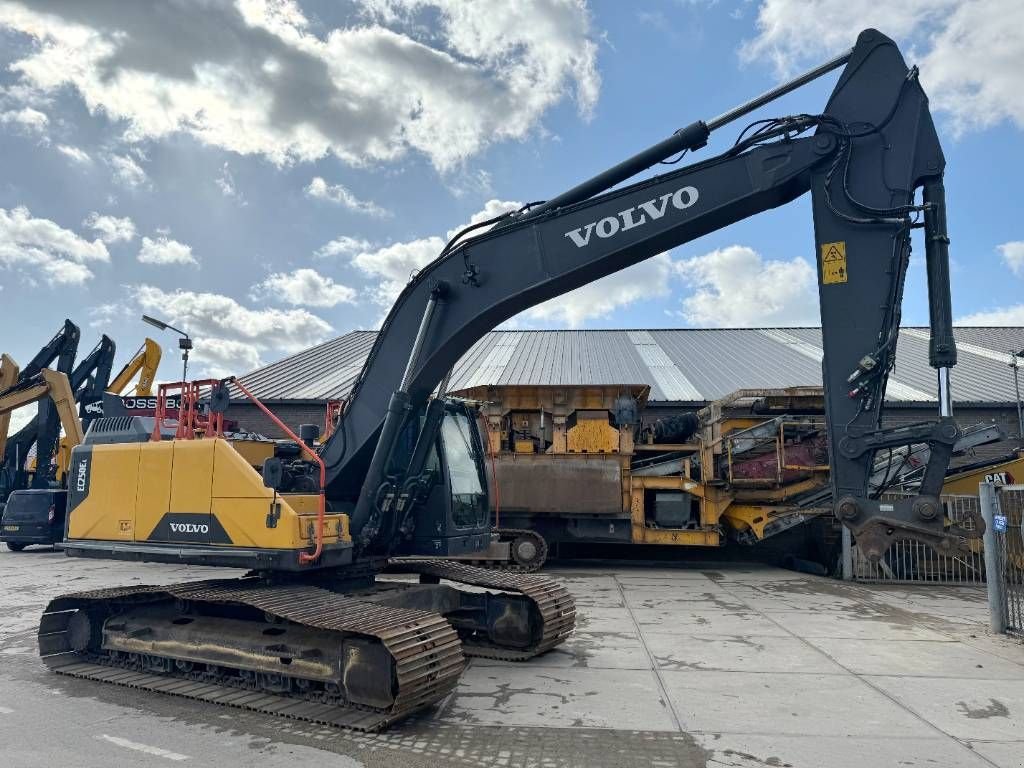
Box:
[1, 0, 1023, 397]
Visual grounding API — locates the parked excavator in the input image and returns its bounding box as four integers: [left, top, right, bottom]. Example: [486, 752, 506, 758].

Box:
[0, 319, 80, 506]
[1, 332, 115, 498]
[0, 365, 82, 550]
[40, 30, 975, 730]
[107, 337, 161, 397]
[96, 337, 164, 417]
[1, 333, 161, 498]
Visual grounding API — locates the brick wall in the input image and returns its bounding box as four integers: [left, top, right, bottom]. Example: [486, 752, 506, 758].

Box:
[227, 402, 329, 438]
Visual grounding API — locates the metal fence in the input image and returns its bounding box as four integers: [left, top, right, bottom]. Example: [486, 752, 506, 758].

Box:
[851, 494, 986, 585]
[989, 485, 1024, 639]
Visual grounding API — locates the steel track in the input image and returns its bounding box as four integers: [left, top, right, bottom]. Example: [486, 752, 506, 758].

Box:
[389, 559, 576, 661]
[39, 579, 464, 732]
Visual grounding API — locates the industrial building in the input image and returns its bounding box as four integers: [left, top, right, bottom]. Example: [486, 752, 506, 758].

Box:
[232, 326, 1024, 453]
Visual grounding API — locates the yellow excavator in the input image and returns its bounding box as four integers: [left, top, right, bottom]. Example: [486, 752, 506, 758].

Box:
[108, 337, 162, 396]
[0, 360, 83, 551]
[0, 334, 160, 550]
[92, 337, 163, 419]
[39, 30, 977, 731]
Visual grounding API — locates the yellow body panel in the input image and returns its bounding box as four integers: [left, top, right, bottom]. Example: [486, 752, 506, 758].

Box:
[167, 441, 215, 519]
[67, 443, 142, 541]
[942, 454, 1024, 495]
[132, 441, 174, 540]
[212, 440, 266, 498]
[67, 438, 352, 551]
[228, 439, 276, 469]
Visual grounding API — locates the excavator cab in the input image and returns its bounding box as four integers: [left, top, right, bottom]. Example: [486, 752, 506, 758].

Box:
[397, 400, 490, 556]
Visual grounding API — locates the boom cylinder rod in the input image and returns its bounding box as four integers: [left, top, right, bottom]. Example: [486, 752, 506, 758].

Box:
[400, 284, 446, 393]
[523, 120, 711, 219]
[525, 47, 852, 220]
[352, 285, 447, 538]
[922, 178, 957, 418]
[705, 48, 853, 131]
[938, 367, 953, 418]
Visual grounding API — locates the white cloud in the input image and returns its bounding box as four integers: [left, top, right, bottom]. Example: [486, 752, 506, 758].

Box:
[352, 235, 446, 306]
[919, 1, 1024, 135]
[216, 162, 245, 203]
[314, 235, 375, 259]
[998, 241, 1024, 277]
[675, 245, 818, 326]
[250, 267, 357, 307]
[0, 206, 109, 285]
[137, 235, 196, 265]
[739, 1, 948, 77]
[84, 212, 136, 243]
[107, 153, 149, 188]
[957, 305, 1024, 326]
[350, 198, 520, 306]
[88, 301, 130, 328]
[520, 254, 675, 327]
[0, 0, 599, 172]
[0, 106, 48, 131]
[189, 337, 264, 378]
[5, 407, 34, 435]
[56, 144, 92, 163]
[134, 283, 334, 376]
[739, 0, 1024, 135]
[305, 177, 389, 217]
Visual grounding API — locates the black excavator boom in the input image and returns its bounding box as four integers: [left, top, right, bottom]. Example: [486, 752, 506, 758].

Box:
[319, 29, 965, 560]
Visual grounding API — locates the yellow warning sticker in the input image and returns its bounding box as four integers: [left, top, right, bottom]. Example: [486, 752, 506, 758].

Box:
[821, 240, 847, 285]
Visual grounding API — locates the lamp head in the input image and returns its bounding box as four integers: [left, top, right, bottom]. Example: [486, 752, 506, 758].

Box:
[142, 314, 169, 331]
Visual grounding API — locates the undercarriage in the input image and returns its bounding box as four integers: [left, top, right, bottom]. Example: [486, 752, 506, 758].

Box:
[38, 560, 575, 731]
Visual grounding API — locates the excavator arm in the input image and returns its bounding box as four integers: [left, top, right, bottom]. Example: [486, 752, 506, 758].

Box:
[108, 337, 161, 396]
[320, 29, 962, 560]
[0, 369, 83, 480]
[1, 319, 79, 495]
[73, 335, 116, 431]
[3, 334, 115, 491]
[0, 354, 20, 458]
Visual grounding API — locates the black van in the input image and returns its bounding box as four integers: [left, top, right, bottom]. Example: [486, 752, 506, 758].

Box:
[0, 489, 67, 551]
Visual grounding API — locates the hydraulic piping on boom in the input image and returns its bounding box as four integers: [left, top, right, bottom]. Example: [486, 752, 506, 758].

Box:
[44, 29, 972, 731]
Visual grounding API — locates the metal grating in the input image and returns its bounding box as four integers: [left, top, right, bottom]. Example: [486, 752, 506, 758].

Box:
[994, 487, 1024, 638]
[852, 495, 986, 584]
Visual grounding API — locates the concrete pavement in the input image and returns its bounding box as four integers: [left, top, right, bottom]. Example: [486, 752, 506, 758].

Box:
[1, 547, 1022, 767]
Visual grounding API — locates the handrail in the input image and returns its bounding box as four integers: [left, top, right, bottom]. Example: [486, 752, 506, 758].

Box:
[230, 377, 325, 565]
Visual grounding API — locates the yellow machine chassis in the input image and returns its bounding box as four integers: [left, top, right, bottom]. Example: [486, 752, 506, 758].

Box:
[63, 437, 353, 571]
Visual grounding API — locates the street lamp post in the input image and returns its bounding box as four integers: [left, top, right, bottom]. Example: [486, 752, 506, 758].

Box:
[142, 315, 193, 428]
[1011, 350, 1024, 441]
[142, 314, 192, 385]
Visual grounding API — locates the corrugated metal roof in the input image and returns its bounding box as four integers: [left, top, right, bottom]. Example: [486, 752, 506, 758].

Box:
[235, 327, 1024, 405]
[234, 330, 376, 401]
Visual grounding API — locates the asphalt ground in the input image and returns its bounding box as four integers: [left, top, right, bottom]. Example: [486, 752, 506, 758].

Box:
[2, 547, 1023, 768]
